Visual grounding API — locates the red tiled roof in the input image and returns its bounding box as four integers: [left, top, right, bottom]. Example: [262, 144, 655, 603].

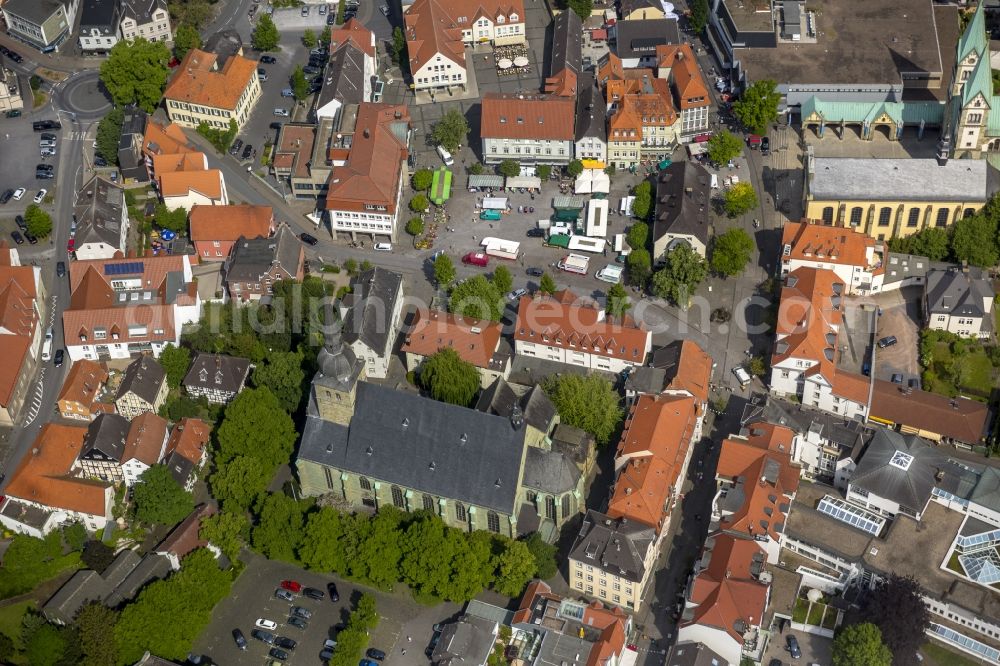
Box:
[189, 204, 274, 242]
[165, 417, 212, 466]
[654, 44, 710, 110]
[544, 68, 578, 97]
[156, 503, 217, 559]
[870, 379, 991, 444]
[63, 305, 177, 347]
[401, 309, 503, 370]
[330, 18, 376, 58]
[164, 49, 258, 111]
[771, 267, 844, 381]
[515, 289, 650, 363]
[4, 423, 112, 518]
[404, 0, 466, 73]
[781, 220, 881, 269]
[665, 340, 712, 406]
[153, 151, 207, 174]
[481, 94, 576, 141]
[57, 359, 109, 410]
[0, 264, 38, 406]
[159, 169, 225, 200]
[685, 534, 769, 643]
[325, 103, 410, 211]
[123, 412, 169, 466]
[143, 120, 193, 159]
[69, 255, 188, 300]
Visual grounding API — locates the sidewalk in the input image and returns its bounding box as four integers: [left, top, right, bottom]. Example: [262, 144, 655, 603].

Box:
[0, 33, 100, 75]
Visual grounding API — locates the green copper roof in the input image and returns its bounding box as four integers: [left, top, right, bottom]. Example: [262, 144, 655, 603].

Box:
[800, 96, 945, 127]
[957, 3, 987, 65]
[964, 50, 994, 108]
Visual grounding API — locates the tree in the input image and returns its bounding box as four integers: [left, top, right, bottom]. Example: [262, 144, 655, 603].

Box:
[468, 162, 484, 175]
[652, 244, 707, 308]
[82, 540, 115, 573]
[24, 204, 52, 238]
[433, 254, 456, 288]
[543, 374, 623, 445]
[132, 465, 195, 527]
[290, 65, 309, 101]
[320, 26, 332, 45]
[0, 634, 12, 663]
[523, 532, 557, 579]
[491, 538, 536, 598]
[732, 79, 781, 135]
[537, 165, 552, 181]
[706, 129, 743, 165]
[832, 623, 892, 666]
[631, 181, 652, 220]
[748, 355, 766, 376]
[302, 28, 317, 47]
[498, 159, 520, 178]
[491, 264, 513, 294]
[299, 507, 349, 573]
[419, 347, 482, 407]
[951, 213, 999, 267]
[409, 194, 429, 213]
[252, 494, 307, 563]
[566, 159, 584, 177]
[406, 217, 424, 236]
[215, 387, 298, 470]
[62, 522, 87, 551]
[153, 203, 188, 233]
[887, 227, 950, 261]
[847, 574, 929, 661]
[432, 109, 469, 152]
[172, 24, 202, 60]
[449, 274, 504, 322]
[392, 26, 407, 65]
[689, 0, 710, 32]
[75, 603, 120, 666]
[539, 272, 557, 295]
[158, 343, 190, 389]
[24, 623, 69, 666]
[99, 38, 170, 112]
[606, 283, 630, 319]
[412, 168, 434, 191]
[209, 454, 271, 513]
[723, 181, 758, 217]
[199, 510, 249, 563]
[252, 349, 306, 412]
[95, 106, 125, 165]
[626, 248, 651, 287]
[711, 228, 755, 276]
[252, 13, 280, 51]
[566, 0, 593, 20]
[626, 222, 648, 250]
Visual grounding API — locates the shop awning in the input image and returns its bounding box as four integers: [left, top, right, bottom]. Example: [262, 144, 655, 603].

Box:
[506, 175, 542, 190]
[468, 175, 504, 189]
[552, 195, 586, 210]
[430, 168, 452, 204]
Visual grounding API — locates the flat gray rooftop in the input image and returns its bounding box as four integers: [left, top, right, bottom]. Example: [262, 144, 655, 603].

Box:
[737, 0, 943, 86]
[810, 158, 992, 202]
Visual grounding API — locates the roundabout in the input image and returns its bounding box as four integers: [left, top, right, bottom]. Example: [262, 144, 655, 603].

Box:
[51, 70, 113, 122]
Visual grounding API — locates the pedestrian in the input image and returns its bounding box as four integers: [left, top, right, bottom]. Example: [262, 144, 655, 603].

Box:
[402, 650, 407, 656]
[407, 636, 412, 642]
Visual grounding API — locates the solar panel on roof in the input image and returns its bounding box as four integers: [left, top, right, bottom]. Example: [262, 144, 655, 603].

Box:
[103, 261, 144, 276]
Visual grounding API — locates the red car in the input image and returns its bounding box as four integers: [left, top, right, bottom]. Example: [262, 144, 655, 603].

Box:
[462, 252, 489, 267]
[280, 580, 302, 593]
[67, 238, 75, 253]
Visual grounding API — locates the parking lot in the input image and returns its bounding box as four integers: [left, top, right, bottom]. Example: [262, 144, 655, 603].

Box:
[870, 287, 922, 386]
[761, 630, 831, 665]
[193, 555, 464, 666]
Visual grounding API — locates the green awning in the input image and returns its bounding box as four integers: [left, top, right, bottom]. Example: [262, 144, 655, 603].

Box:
[430, 168, 452, 204]
[553, 209, 580, 222]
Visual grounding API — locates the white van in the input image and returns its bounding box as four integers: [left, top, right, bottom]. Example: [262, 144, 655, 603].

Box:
[436, 145, 454, 166]
[710, 174, 719, 189]
[41, 327, 53, 361]
[596, 264, 623, 284]
[374, 242, 393, 252]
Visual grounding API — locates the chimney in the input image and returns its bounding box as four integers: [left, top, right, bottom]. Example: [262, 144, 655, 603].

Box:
[363, 128, 370, 138]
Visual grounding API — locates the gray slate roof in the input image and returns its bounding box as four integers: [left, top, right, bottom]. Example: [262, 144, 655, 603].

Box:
[182, 353, 252, 395]
[575, 73, 607, 143]
[740, 392, 871, 457]
[317, 40, 367, 110]
[2, 0, 68, 25]
[203, 29, 243, 66]
[116, 355, 167, 405]
[120, 0, 167, 25]
[850, 429, 950, 513]
[568, 510, 655, 583]
[653, 160, 711, 244]
[79, 0, 120, 32]
[522, 447, 580, 494]
[42, 570, 108, 625]
[226, 223, 301, 283]
[74, 176, 125, 250]
[882, 252, 954, 287]
[475, 379, 557, 434]
[431, 614, 497, 666]
[104, 553, 171, 607]
[614, 19, 681, 60]
[925, 267, 993, 318]
[550, 9, 582, 79]
[669, 642, 731, 666]
[164, 449, 195, 488]
[299, 382, 528, 513]
[809, 158, 999, 202]
[81, 412, 130, 463]
[342, 267, 403, 353]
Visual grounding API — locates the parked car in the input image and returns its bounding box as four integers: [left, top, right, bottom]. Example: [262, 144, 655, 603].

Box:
[256, 618, 279, 630]
[32, 120, 61, 131]
[786, 635, 801, 659]
[229, 138, 244, 156]
[56, 261, 66, 277]
[281, 88, 295, 97]
[319, 3, 327, 13]
[232, 629, 248, 650]
[374, 242, 392, 252]
[67, 238, 75, 253]
[462, 252, 488, 267]
[269, 648, 289, 661]
[258, 68, 268, 81]
[280, 580, 302, 593]
[0, 189, 13, 204]
[320, 648, 335, 660]
[273, 108, 290, 117]
[525, 228, 545, 237]
[11, 188, 25, 201]
[877, 335, 898, 348]
[287, 616, 308, 630]
[15, 215, 25, 230]
[761, 136, 770, 155]
[360, 660, 378, 666]
[330, 12, 341, 23]
[5, 109, 20, 118]
[526, 267, 543, 277]
[366, 648, 386, 661]
[303, 65, 321, 75]
[54, 349, 63, 367]
[327, 582, 340, 601]
[275, 589, 295, 602]
[299, 232, 318, 246]
[10, 231, 23, 245]
[33, 189, 47, 204]
[507, 288, 528, 301]
[275, 637, 297, 650]
[39, 132, 56, 142]
[242, 143, 254, 160]
[290, 606, 312, 620]
[251, 629, 276, 644]
[303, 587, 325, 600]
[94, 155, 107, 167]
[260, 55, 277, 64]
[24, 232, 37, 245]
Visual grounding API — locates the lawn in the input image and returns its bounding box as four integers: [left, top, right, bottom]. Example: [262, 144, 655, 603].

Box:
[806, 603, 825, 626]
[923, 340, 995, 401]
[792, 597, 809, 623]
[922, 640, 983, 666]
[0, 600, 35, 663]
[0, 551, 81, 600]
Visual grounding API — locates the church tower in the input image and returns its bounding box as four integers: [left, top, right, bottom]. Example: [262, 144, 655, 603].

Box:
[949, 3, 995, 158]
[311, 304, 365, 426]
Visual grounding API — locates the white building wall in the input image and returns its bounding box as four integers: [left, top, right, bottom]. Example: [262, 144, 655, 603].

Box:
[575, 136, 607, 162]
[675, 625, 742, 666]
[514, 338, 647, 373]
[482, 137, 574, 165]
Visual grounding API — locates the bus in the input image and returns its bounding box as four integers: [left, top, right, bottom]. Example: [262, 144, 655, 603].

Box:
[558, 254, 590, 275]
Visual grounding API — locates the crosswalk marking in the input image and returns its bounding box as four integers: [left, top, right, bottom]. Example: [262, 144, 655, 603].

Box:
[65, 131, 90, 141]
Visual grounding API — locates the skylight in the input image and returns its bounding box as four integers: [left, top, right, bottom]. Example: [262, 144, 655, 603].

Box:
[889, 450, 914, 471]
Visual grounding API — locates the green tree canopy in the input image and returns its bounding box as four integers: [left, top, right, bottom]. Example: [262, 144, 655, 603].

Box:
[689, 0, 709, 32]
[153, 203, 188, 233]
[399, 516, 492, 602]
[491, 538, 536, 597]
[252, 493, 308, 563]
[95, 106, 125, 165]
[62, 522, 87, 551]
[406, 217, 425, 236]
[492, 264, 513, 294]
[626, 222, 648, 250]
[24, 204, 52, 238]
[252, 13, 280, 51]
[100, 38, 171, 112]
[537, 165, 552, 180]
[846, 574, 929, 661]
[723, 181, 758, 217]
[543, 374, 623, 445]
[82, 539, 115, 573]
[158, 343, 190, 389]
[606, 282, 630, 319]
[498, 159, 520, 178]
[24, 622, 71, 666]
[209, 454, 271, 513]
[432, 109, 470, 152]
[299, 506, 349, 573]
[75, 602, 120, 666]
[419, 347, 482, 407]
[409, 194, 429, 212]
[449, 274, 504, 321]
[951, 213, 999, 267]
[732, 79, 781, 135]
[711, 228, 755, 276]
[567, 159, 584, 177]
[252, 349, 306, 412]
[523, 532, 557, 579]
[626, 248, 652, 287]
[199, 510, 249, 563]
[433, 254, 456, 287]
[391, 26, 406, 65]
[412, 168, 434, 191]
[215, 387, 297, 470]
[887, 226, 950, 261]
[539, 272, 557, 294]
[631, 180, 652, 220]
[706, 129, 743, 165]
[566, 0, 594, 19]
[652, 244, 708, 307]
[290, 65, 309, 101]
[172, 24, 202, 60]
[832, 623, 891, 666]
[302, 28, 317, 47]
[132, 465, 195, 527]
